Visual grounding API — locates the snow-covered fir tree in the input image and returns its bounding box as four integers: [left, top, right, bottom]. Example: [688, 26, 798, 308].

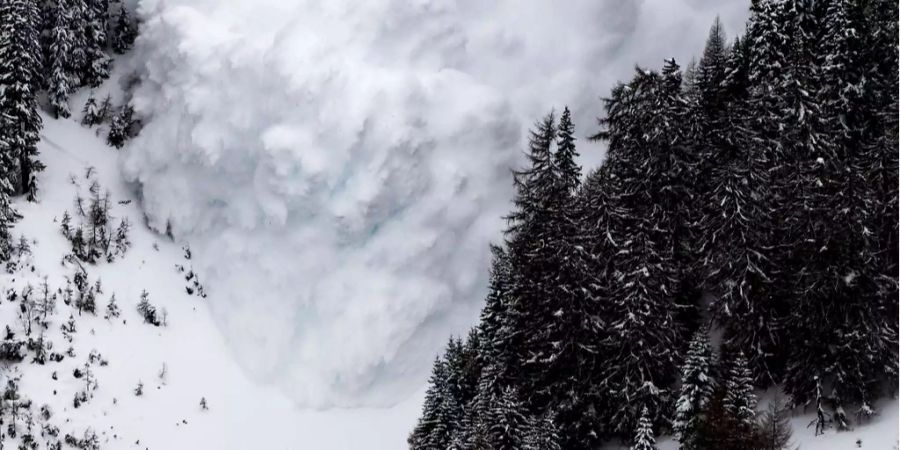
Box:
[553, 107, 580, 195]
[524, 411, 561, 450]
[0, 179, 19, 262]
[673, 328, 715, 450]
[0, 0, 45, 201]
[106, 104, 135, 148]
[723, 352, 757, 447]
[631, 407, 657, 450]
[111, 0, 136, 53]
[80, 0, 110, 87]
[590, 64, 690, 437]
[409, 357, 459, 450]
[48, 0, 76, 118]
[484, 386, 530, 450]
[81, 93, 103, 126]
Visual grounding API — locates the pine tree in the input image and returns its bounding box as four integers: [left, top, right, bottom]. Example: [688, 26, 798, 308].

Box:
[525, 411, 561, 450]
[0, 179, 18, 262]
[104, 293, 120, 319]
[707, 0, 806, 386]
[694, 16, 729, 128]
[590, 65, 691, 437]
[503, 110, 599, 448]
[502, 113, 561, 399]
[441, 338, 469, 438]
[631, 407, 657, 450]
[475, 245, 516, 392]
[455, 363, 497, 450]
[98, 94, 112, 121]
[673, 328, 715, 449]
[80, 0, 110, 87]
[66, 0, 87, 83]
[723, 352, 757, 447]
[0, 0, 45, 201]
[106, 110, 126, 148]
[136, 290, 159, 326]
[485, 386, 530, 450]
[81, 94, 103, 126]
[409, 357, 459, 450]
[48, 0, 76, 118]
[553, 107, 580, 195]
[111, 0, 136, 53]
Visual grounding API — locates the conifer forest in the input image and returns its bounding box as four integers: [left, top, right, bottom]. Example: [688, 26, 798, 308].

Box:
[409, 0, 898, 448]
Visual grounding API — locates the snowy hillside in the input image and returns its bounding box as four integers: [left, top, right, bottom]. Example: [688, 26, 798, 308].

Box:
[1, 107, 422, 449]
[9, 102, 894, 450]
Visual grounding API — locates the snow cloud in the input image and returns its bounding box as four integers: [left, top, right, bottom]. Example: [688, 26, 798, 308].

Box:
[123, 0, 748, 407]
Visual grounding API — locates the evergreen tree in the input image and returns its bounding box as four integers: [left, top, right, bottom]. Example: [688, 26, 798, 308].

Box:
[553, 107, 580, 195]
[591, 64, 692, 437]
[80, 0, 110, 87]
[81, 94, 103, 126]
[504, 111, 599, 448]
[67, 0, 87, 83]
[485, 386, 530, 450]
[695, 16, 729, 123]
[111, 0, 136, 53]
[106, 109, 126, 148]
[409, 357, 459, 450]
[525, 411, 561, 450]
[136, 290, 159, 326]
[723, 352, 757, 447]
[0, 179, 18, 262]
[502, 114, 562, 403]
[673, 328, 715, 449]
[0, 0, 45, 201]
[48, 0, 75, 118]
[475, 245, 517, 394]
[630, 407, 657, 450]
[455, 362, 498, 450]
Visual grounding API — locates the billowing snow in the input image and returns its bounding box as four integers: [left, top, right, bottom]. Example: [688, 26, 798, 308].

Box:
[120, 0, 752, 407]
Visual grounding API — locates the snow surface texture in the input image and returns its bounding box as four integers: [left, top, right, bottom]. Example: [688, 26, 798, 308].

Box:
[122, 0, 751, 407]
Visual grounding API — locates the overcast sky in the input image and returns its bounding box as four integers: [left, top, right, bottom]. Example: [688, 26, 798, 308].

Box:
[126, 0, 750, 408]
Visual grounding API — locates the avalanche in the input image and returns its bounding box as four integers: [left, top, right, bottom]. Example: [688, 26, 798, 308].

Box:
[121, 0, 751, 408]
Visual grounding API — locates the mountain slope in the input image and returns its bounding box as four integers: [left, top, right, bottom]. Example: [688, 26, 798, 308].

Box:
[3, 106, 422, 449]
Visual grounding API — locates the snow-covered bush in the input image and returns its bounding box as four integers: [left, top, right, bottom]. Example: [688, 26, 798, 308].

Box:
[136, 290, 160, 326]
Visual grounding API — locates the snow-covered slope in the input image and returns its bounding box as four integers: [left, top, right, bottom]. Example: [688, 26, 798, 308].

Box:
[3, 111, 421, 449]
[9, 97, 895, 450]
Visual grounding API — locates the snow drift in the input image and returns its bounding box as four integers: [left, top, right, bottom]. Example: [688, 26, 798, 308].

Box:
[122, 0, 748, 407]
